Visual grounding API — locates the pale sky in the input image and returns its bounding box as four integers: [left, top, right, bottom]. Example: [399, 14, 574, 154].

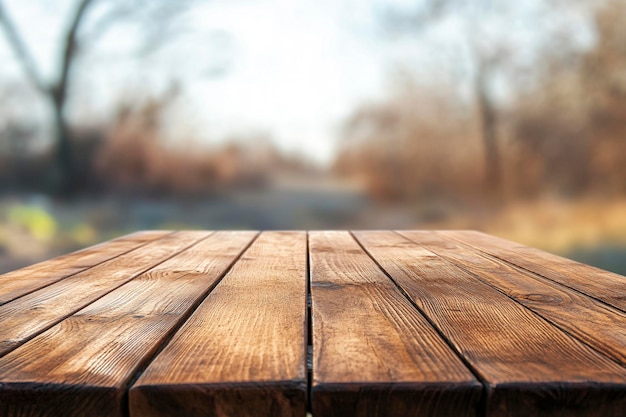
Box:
[0, 0, 596, 164]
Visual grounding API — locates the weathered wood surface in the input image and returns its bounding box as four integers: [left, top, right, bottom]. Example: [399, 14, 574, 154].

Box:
[354, 231, 626, 417]
[130, 232, 308, 417]
[0, 231, 207, 357]
[309, 231, 481, 417]
[443, 230, 626, 312]
[399, 231, 626, 367]
[0, 231, 255, 417]
[0, 231, 168, 306]
[0, 230, 624, 417]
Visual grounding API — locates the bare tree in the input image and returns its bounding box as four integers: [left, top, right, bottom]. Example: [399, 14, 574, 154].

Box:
[376, 0, 513, 197]
[474, 61, 500, 194]
[0, 0, 190, 195]
[468, 39, 511, 197]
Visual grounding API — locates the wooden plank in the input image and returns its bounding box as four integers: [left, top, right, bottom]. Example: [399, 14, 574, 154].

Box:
[0, 231, 256, 417]
[354, 231, 626, 417]
[130, 231, 308, 417]
[309, 231, 481, 417]
[0, 231, 208, 358]
[399, 231, 626, 367]
[442, 230, 626, 312]
[0, 231, 169, 305]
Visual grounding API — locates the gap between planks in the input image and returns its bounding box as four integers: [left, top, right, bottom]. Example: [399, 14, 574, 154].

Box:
[306, 231, 313, 414]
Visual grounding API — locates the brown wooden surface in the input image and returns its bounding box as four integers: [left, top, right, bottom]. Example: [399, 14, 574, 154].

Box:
[0, 231, 168, 306]
[354, 231, 626, 417]
[130, 231, 308, 417]
[0, 231, 206, 357]
[399, 231, 626, 367]
[443, 230, 626, 312]
[0, 231, 255, 417]
[309, 231, 481, 417]
[0, 230, 624, 417]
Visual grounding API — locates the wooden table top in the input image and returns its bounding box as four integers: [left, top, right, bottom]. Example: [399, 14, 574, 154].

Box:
[0, 230, 624, 417]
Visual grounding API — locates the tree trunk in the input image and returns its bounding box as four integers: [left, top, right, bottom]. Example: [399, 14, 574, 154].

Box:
[476, 71, 501, 198]
[50, 94, 76, 195]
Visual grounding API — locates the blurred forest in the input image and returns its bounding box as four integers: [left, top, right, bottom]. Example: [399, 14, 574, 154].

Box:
[337, 0, 626, 202]
[1, 0, 626, 275]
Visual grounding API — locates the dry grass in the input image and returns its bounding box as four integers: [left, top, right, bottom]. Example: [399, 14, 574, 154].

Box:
[420, 197, 626, 255]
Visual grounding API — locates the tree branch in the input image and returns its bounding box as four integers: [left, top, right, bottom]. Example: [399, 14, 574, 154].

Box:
[53, 0, 96, 105]
[0, 1, 47, 93]
[81, 3, 134, 46]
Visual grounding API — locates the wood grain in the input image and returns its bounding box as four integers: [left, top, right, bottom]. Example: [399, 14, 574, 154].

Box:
[399, 230, 626, 367]
[0, 231, 256, 417]
[309, 231, 481, 417]
[442, 230, 626, 312]
[0, 231, 207, 358]
[130, 231, 308, 417]
[0, 231, 168, 305]
[354, 230, 626, 417]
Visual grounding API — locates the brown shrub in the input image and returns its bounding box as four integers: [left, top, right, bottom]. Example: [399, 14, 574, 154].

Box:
[334, 83, 483, 203]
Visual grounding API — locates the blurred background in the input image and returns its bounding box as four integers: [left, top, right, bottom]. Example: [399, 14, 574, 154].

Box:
[1, 0, 625, 274]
